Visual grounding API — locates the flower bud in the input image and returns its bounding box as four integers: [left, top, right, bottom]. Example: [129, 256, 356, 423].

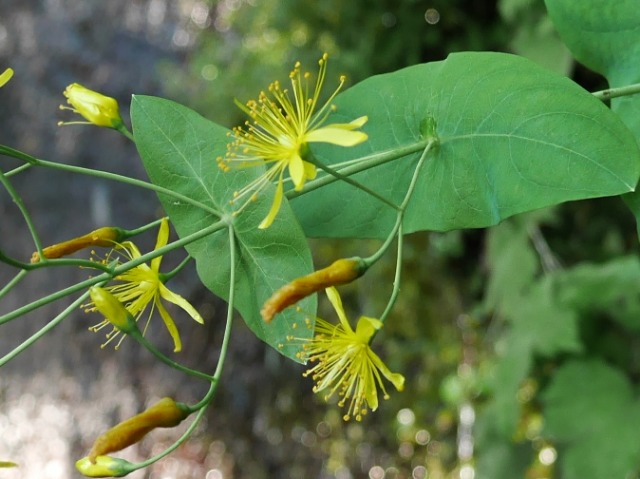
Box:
[31, 226, 125, 263]
[76, 455, 132, 477]
[88, 397, 190, 463]
[0, 68, 13, 88]
[89, 287, 136, 334]
[60, 83, 124, 128]
[262, 257, 367, 322]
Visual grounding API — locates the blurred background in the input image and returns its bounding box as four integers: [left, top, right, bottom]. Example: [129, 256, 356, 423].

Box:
[1, 1, 638, 479]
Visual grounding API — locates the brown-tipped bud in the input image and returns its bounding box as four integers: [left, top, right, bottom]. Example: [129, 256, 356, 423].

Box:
[31, 227, 125, 263]
[261, 257, 367, 323]
[88, 397, 190, 463]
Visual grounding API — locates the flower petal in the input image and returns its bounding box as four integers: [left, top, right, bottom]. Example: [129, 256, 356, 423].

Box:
[354, 316, 382, 342]
[158, 283, 204, 324]
[305, 126, 368, 147]
[155, 298, 182, 352]
[325, 287, 354, 333]
[151, 218, 169, 271]
[289, 154, 306, 190]
[368, 351, 405, 391]
[0, 68, 14, 88]
[258, 176, 284, 229]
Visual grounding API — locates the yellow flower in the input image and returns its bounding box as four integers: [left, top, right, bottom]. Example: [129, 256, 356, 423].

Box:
[85, 218, 203, 352]
[218, 53, 368, 229]
[59, 83, 124, 128]
[302, 287, 405, 421]
[0, 68, 13, 88]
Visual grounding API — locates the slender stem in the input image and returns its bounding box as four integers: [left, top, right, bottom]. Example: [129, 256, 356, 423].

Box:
[116, 123, 136, 142]
[308, 154, 400, 211]
[379, 223, 404, 324]
[5, 163, 32, 177]
[0, 269, 28, 300]
[0, 290, 90, 367]
[162, 255, 193, 282]
[363, 139, 436, 267]
[0, 169, 44, 255]
[0, 219, 227, 325]
[129, 330, 215, 382]
[592, 83, 640, 101]
[0, 146, 221, 218]
[127, 225, 237, 472]
[287, 138, 432, 201]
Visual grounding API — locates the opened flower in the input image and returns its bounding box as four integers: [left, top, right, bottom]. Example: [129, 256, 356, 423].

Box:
[85, 218, 203, 352]
[59, 83, 124, 129]
[218, 53, 368, 229]
[302, 287, 405, 421]
[0, 68, 13, 88]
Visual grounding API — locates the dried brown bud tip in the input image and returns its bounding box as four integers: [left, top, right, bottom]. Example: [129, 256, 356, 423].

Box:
[261, 257, 367, 322]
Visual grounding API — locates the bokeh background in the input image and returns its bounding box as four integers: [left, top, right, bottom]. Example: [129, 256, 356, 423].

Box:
[1, 1, 638, 479]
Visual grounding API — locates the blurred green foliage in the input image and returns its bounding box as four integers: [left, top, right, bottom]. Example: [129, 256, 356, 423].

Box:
[156, 0, 640, 478]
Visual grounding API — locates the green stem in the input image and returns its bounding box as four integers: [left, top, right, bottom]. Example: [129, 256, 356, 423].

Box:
[379, 223, 404, 324]
[286, 138, 432, 201]
[362, 139, 436, 268]
[0, 219, 227, 325]
[0, 146, 221, 218]
[116, 123, 136, 142]
[0, 269, 27, 300]
[129, 330, 215, 382]
[308, 153, 400, 211]
[592, 83, 640, 101]
[126, 225, 237, 472]
[5, 163, 32, 177]
[0, 290, 90, 367]
[161, 255, 193, 282]
[0, 169, 44, 254]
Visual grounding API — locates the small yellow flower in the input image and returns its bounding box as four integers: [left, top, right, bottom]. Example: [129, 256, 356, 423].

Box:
[59, 83, 124, 128]
[0, 68, 13, 88]
[302, 287, 405, 421]
[218, 53, 368, 229]
[85, 218, 203, 352]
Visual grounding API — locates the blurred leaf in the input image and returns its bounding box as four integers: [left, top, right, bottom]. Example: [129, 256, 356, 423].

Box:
[544, 0, 640, 86]
[552, 256, 640, 331]
[484, 217, 539, 316]
[512, 278, 582, 357]
[543, 359, 640, 479]
[294, 52, 640, 238]
[475, 440, 530, 479]
[131, 95, 316, 361]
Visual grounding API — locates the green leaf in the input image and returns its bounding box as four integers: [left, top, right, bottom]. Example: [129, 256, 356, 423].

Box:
[553, 256, 640, 332]
[543, 359, 640, 479]
[293, 52, 639, 238]
[544, 0, 640, 86]
[131, 95, 316, 361]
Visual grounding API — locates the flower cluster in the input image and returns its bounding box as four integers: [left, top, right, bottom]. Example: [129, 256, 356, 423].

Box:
[218, 54, 368, 229]
[84, 218, 203, 352]
[301, 287, 405, 421]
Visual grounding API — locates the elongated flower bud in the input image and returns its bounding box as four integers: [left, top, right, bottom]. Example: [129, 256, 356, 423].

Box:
[88, 397, 190, 463]
[31, 226, 125, 263]
[0, 68, 13, 88]
[60, 83, 124, 128]
[89, 287, 136, 334]
[261, 257, 367, 322]
[75, 455, 132, 478]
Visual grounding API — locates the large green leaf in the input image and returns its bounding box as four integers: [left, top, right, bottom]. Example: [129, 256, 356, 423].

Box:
[543, 359, 640, 479]
[293, 52, 640, 238]
[131, 95, 316, 361]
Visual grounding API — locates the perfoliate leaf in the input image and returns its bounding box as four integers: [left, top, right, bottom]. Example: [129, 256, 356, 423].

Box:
[293, 52, 640, 238]
[131, 96, 316, 361]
